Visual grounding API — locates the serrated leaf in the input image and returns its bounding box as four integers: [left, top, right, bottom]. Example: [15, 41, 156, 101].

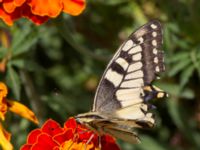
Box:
[11, 26, 32, 50]
[12, 31, 38, 57]
[6, 65, 21, 99]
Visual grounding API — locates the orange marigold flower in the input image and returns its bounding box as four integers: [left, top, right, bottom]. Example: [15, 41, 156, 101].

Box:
[0, 82, 38, 150]
[0, 123, 13, 150]
[0, 82, 38, 124]
[0, 0, 86, 25]
[21, 118, 120, 150]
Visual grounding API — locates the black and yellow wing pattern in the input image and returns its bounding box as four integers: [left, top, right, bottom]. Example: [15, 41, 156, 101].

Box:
[93, 20, 166, 112]
[76, 20, 167, 144]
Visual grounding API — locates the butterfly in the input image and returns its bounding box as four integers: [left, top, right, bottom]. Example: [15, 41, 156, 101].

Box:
[75, 20, 168, 144]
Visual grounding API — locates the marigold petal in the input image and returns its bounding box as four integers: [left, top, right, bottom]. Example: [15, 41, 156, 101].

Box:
[101, 135, 120, 150]
[18, 3, 49, 25]
[2, 0, 17, 13]
[0, 98, 8, 120]
[27, 129, 42, 144]
[24, 12, 49, 25]
[20, 144, 32, 150]
[53, 129, 73, 144]
[62, 0, 86, 16]
[0, 61, 6, 72]
[0, 123, 13, 150]
[0, 82, 8, 100]
[62, 140, 95, 150]
[14, 0, 26, 6]
[31, 133, 58, 150]
[41, 119, 63, 136]
[20, 4, 49, 25]
[28, 0, 62, 17]
[0, 5, 21, 26]
[64, 117, 77, 130]
[7, 100, 39, 124]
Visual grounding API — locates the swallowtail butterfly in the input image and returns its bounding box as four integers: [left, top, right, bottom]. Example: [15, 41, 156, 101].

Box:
[75, 20, 167, 144]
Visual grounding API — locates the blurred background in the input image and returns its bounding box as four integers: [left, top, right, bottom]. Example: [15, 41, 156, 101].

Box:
[1, 0, 200, 149]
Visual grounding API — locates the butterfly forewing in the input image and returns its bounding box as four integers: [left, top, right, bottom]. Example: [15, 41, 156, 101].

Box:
[93, 20, 165, 113]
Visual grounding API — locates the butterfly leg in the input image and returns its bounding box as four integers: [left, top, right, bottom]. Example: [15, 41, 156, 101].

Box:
[98, 135, 102, 149]
[84, 133, 95, 150]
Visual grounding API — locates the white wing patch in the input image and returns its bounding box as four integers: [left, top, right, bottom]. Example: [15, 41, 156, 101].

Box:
[132, 53, 142, 61]
[152, 40, 157, 46]
[122, 40, 135, 51]
[116, 88, 143, 107]
[116, 88, 141, 101]
[115, 58, 129, 70]
[128, 45, 142, 54]
[105, 69, 123, 87]
[155, 66, 160, 72]
[114, 104, 153, 121]
[121, 78, 144, 88]
[151, 24, 158, 29]
[138, 37, 144, 43]
[128, 62, 143, 72]
[154, 57, 158, 63]
[125, 70, 144, 80]
[153, 48, 158, 54]
[152, 32, 157, 37]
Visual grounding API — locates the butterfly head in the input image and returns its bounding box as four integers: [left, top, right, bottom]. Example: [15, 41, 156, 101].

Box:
[75, 113, 94, 124]
[75, 112, 105, 133]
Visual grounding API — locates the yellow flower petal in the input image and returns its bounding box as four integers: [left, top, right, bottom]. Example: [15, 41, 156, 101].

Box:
[61, 139, 97, 150]
[0, 82, 8, 102]
[0, 123, 13, 150]
[0, 99, 8, 121]
[7, 100, 39, 124]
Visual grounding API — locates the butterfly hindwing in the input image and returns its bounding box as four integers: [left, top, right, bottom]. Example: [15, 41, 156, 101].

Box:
[92, 20, 165, 113]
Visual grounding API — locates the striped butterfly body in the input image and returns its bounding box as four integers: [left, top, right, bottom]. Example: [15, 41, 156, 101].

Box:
[75, 20, 167, 144]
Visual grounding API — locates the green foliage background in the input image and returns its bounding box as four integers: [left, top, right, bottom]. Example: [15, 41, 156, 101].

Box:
[1, 0, 200, 149]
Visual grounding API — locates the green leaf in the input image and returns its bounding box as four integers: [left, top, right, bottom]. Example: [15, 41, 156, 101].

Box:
[181, 88, 195, 99]
[167, 98, 186, 131]
[6, 65, 21, 99]
[168, 52, 189, 63]
[99, 0, 128, 5]
[11, 26, 38, 57]
[180, 65, 195, 87]
[136, 135, 169, 150]
[8, 58, 42, 72]
[168, 58, 191, 76]
[0, 47, 7, 58]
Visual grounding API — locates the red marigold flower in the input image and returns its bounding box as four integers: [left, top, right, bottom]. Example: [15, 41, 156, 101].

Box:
[0, 0, 86, 26]
[21, 118, 120, 150]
